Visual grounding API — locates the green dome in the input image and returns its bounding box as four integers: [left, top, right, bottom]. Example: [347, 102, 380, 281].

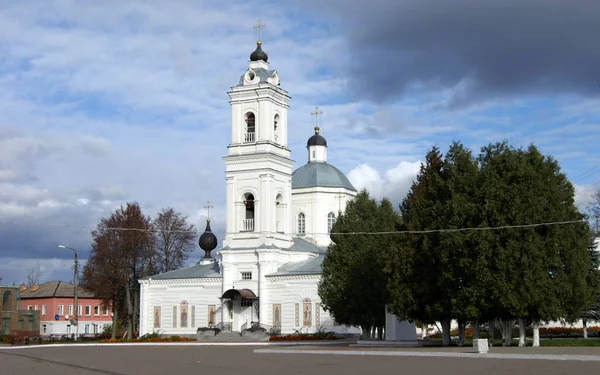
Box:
[292, 162, 356, 191]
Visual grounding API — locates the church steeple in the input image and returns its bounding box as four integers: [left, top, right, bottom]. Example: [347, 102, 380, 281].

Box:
[222, 19, 294, 250]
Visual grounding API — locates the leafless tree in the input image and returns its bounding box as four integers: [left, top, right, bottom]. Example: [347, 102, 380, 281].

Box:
[588, 188, 600, 235]
[152, 207, 197, 273]
[26, 264, 43, 288]
[82, 202, 155, 340]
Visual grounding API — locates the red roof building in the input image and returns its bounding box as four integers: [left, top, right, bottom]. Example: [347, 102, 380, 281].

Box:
[19, 281, 112, 336]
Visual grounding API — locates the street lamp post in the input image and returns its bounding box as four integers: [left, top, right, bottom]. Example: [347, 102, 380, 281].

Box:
[58, 245, 78, 341]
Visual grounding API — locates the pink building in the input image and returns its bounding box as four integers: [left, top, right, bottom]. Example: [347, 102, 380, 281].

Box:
[19, 281, 113, 336]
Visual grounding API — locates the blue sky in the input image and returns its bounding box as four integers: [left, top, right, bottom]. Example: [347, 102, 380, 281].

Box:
[1, 0, 599, 285]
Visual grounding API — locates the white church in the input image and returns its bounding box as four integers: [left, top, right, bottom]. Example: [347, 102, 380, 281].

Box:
[138, 38, 360, 336]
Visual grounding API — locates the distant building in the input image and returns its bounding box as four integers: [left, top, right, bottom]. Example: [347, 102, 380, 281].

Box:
[19, 281, 113, 336]
[1, 285, 40, 337]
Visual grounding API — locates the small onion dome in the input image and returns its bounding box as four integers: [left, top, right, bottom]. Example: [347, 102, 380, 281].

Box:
[198, 219, 217, 258]
[307, 126, 327, 147]
[250, 41, 268, 62]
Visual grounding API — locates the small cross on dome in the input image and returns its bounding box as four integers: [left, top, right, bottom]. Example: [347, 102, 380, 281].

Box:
[253, 19, 266, 42]
[311, 106, 323, 130]
[203, 201, 214, 221]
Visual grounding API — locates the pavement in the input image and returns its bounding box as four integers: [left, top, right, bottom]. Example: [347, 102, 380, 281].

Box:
[0, 343, 599, 375]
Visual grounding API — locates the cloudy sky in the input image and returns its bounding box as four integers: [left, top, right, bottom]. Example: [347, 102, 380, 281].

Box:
[1, 0, 599, 285]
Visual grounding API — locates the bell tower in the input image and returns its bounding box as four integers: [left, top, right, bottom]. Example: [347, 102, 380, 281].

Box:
[222, 26, 294, 250]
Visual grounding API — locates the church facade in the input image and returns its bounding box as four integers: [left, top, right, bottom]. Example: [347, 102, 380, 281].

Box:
[138, 39, 358, 336]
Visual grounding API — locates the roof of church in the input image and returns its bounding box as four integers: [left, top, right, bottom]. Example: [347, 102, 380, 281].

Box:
[266, 255, 324, 277]
[238, 67, 277, 86]
[292, 162, 357, 191]
[145, 261, 221, 280]
[221, 237, 326, 254]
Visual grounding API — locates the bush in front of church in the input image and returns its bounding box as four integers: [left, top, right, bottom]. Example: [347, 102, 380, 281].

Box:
[269, 328, 337, 341]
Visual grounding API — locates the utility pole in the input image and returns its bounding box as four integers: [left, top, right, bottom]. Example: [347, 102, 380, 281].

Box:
[59, 245, 79, 341]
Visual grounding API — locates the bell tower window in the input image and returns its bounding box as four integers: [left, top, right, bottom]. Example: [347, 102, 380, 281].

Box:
[242, 193, 255, 232]
[273, 114, 280, 144]
[245, 113, 255, 143]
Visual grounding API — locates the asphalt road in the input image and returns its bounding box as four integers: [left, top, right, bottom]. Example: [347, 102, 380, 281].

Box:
[1, 345, 599, 375]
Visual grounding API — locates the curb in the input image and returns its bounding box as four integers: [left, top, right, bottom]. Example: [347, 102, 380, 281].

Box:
[0, 340, 345, 350]
[253, 348, 600, 362]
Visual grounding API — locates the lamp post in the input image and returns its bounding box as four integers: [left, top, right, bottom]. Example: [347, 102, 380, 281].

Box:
[58, 245, 78, 341]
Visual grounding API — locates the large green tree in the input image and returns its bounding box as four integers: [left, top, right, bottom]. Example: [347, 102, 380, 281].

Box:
[478, 142, 595, 346]
[319, 190, 398, 339]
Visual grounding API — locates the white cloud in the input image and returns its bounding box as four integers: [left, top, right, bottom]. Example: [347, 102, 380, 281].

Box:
[574, 183, 599, 210]
[348, 160, 422, 207]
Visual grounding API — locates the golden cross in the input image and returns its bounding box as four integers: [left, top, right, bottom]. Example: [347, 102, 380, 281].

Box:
[254, 19, 266, 41]
[311, 106, 323, 128]
[337, 192, 343, 215]
[203, 201, 214, 220]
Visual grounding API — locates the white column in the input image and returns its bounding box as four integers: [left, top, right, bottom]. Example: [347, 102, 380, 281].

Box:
[257, 262, 268, 325]
[139, 281, 148, 335]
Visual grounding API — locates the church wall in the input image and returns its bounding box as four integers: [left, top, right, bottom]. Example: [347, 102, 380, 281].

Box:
[266, 276, 360, 335]
[291, 188, 356, 247]
[139, 279, 223, 336]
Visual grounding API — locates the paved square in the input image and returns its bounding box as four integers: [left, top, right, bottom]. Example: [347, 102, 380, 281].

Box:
[1, 344, 599, 375]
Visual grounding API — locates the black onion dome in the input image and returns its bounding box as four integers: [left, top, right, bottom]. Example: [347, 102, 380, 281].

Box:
[250, 41, 268, 62]
[307, 127, 327, 147]
[199, 220, 217, 258]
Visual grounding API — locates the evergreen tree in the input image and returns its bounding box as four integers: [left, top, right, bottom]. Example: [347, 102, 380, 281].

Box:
[319, 190, 398, 338]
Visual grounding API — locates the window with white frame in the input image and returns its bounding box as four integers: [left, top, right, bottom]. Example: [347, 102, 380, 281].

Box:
[94, 305, 99, 315]
[27, 305, 32, 310]
[34, 305, 39, 311]
[58, 305, 64, 315]
[103, 305, 109, 315]
[298, 212, 306, 235]
[85, 305, 91, 315]
[66, 325, 71, 333]
[41, 305, 47, 316]
[42, 324, 47, 334]
[77, 305, 82, 316]
[67, 305, 73, 316]
[84, 324, 90, 334]
[327, 212, 336, 233]
[241, 272, 252, 280]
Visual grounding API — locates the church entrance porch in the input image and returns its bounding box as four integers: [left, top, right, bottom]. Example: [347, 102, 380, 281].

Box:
[220, 289, 259, 332]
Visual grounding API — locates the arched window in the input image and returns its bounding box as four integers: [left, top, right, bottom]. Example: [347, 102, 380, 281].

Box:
[2, 290, 12, 311]
[297, 213, 305, 235]
[245, 113, 255, 142]
[243, 193, 255, 232]
[327, 212, 336, 233]
[273, 114, 280, 143]
[275, 194, 284, 233]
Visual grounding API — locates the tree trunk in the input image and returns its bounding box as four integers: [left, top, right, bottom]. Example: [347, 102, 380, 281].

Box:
[111, 299, 118, 339]
[518, 318, 526, 347]
[583, 318, 588, 339]
[532, 320, 540, 347]
[457, 321, 465, 347]
[133, 286, 140, 338]
[488, 320, 495, 347]
[125, 283, 133, 341]
[441, 319, 451, 347]
[473, 319, 480, 340]
[500, 319, 512, 347]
